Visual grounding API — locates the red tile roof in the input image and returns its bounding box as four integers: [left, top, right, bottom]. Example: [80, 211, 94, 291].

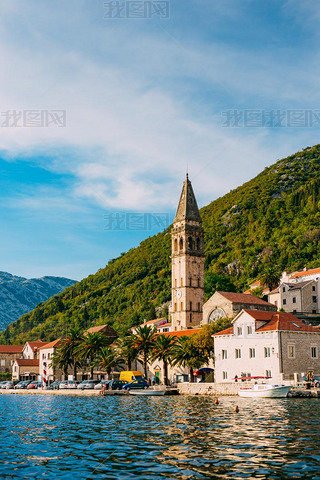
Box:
[26, 340, 48, 352]
[217, 291, 274, 306]
[290, 267, 320, 279]
[214, 310, 320, 335]
[38, 338, 63, 350]
[15, 359, 39, 366]
[161, 328, 202, 338]
[214, 327, 234, 336]
[85, 324, 117, 337]
[0, 345, 23, 354]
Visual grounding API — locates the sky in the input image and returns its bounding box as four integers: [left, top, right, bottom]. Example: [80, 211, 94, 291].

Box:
[1, 0, 320, 280]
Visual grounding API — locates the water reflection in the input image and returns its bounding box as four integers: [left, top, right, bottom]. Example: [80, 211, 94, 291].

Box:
[0, 394, 319, 479]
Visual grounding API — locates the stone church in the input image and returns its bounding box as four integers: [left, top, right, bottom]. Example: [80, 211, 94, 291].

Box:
[169, 175, 276, 331]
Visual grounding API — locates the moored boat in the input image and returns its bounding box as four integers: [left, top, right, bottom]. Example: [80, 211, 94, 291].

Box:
[129, 388, 166, 396]
[238, 384, 291, 398]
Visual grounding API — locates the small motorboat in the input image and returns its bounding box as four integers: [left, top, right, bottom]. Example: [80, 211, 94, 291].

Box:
[238, 383, 291, 398]
[129, 388, 166, 396]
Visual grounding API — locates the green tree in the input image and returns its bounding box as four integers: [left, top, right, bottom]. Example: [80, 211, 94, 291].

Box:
[151, 334, 177, 386]
[260, 265, 281, 291]
[133, 325, 157, 379]
[171, 336, 208, 383]
[114, 335, 138, 370]
[94, 346, 124, 379]
[204, 273, 237, 301]
[60, 327, 83, 380]
[75, 332, 109, 379]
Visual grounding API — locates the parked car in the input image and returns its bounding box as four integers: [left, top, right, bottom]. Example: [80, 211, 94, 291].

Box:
[122, 379, 149, 390]
[110, 380, 127, 390]
[94, 380, 112, 390]
[5, 381, 15, 389]
[27, 381, 41, 389]
[0, 381, 14, 389]
[49, 381, 61, 390]
[77, 380, 99, 390]
[59, 380, 80, 389]
[14, 380, 31, 389]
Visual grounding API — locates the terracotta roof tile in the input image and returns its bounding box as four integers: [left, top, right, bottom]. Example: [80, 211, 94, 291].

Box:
[26, 340, 49, 352]
[38, 338, 63, 350]
[0, 345, 23, 354]
[217, 291, 274, 306]
[214, 327, 234, 336]
[15, 359, 39, 366]
[161, 328, 202, 338]
[290, 267, 320, 279]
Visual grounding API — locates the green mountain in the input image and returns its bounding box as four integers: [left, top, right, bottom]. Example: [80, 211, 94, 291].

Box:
[2, 144, 320, 344]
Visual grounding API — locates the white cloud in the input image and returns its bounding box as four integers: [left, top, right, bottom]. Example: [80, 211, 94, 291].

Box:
[0, 0, 319, 214]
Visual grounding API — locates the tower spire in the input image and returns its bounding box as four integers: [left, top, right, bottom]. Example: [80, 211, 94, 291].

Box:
[174, 175, 201, 223]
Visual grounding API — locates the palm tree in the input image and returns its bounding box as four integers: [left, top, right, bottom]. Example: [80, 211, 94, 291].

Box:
[51, 341, 69, 379]
[114, 335, 138, 371]
[94, 346, 124, 379]
[133, 325, 157, 379]
[260, 265, 281, 291]
[61, 327, 83, 380]
[151, 334, 177, 385]
[171, 336, 208, 383]
[75, 332, 109, 379]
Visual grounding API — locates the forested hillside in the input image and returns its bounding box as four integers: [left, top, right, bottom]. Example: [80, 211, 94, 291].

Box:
[1, 144, 320, 344]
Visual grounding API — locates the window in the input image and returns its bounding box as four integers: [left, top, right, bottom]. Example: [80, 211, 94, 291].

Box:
[180, 277, 183, 287]
[174, 239, 178, 252]
[237, 327, 243, 336]
[189, 301, 193, 311]
[264, 347, 271, 358]
[189, 314, 192, 323]
[249, 348, 255, 359]
[247, 325, 252, 335]
[189, 277, 192, 287]
[313, 296, 317, 303]
[313, 310, 317, 314]
[282, 286, 286, 292]
[283, 299, 287, 305]
[174, 303, 177, 312]
[222, 371, 228, 380]
[180, 302, 183, 311]
[293, 309, 297, 313]
[48, 353, 51, 359]
[174, 279, 177, 288]
[0, 360, 5, 366]
[288, 345, 295, 358]
[197, 278, 200, 288]
[311, 346, 318, 359]
[235, 348, 241, 359]
[293, 297, 296, 303]
[266, 370, 272, 378]
[312, 285, 316, 292]
[197, 302, 200, 312]
[222, 350, 227, 359]
[274, 300, 278, 307]
[179, 238, 183, 250]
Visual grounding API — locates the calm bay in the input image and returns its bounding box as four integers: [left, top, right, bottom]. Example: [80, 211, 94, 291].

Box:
[0, 394, 320, 479]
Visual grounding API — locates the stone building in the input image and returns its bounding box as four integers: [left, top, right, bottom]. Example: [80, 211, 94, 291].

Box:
[214, 310, 320, 383]
[202, 291, 277, 324]
[12, 359, 39, 381]
[170, 174, 205, 331]
[0, 345, 23, 375]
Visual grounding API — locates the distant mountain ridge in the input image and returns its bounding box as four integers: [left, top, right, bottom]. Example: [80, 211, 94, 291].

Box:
[0, 272, 76, 330]
[1, 144, 320, 344]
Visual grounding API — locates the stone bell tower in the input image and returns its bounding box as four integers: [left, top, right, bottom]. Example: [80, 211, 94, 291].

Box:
[171, 174, 205, 331]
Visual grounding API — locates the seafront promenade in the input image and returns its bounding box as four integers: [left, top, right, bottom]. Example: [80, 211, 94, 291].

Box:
[1, 383, 320, 397]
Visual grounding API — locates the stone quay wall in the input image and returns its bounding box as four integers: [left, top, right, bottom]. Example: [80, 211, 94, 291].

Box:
[177, 382, 239, 396]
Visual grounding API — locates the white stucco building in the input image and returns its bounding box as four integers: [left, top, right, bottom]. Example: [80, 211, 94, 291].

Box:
[214, 309, 320, 384]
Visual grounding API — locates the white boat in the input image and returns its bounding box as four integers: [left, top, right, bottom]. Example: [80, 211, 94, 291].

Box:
[238, 384, 291, 398]
[129, 388, 166, 396]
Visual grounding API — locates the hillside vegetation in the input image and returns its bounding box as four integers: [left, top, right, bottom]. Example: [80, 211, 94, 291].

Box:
[1, 144, 320, 344]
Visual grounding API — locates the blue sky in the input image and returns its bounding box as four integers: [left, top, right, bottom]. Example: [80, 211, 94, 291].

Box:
[1, 0, 320, 280]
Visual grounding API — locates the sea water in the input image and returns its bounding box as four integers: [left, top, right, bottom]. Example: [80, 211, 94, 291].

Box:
[0, 394, 320, 479]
